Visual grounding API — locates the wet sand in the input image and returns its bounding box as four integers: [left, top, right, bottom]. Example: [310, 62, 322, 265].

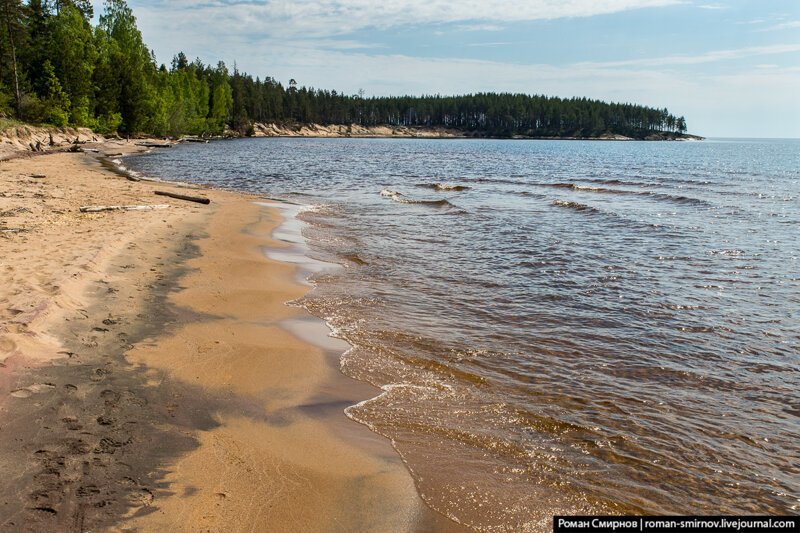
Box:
[0, 145, 457, 530]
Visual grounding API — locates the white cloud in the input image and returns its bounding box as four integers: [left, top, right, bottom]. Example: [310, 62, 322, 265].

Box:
[760, 20, 800, 31]
[128, 0, 682, 39]
[737, 18, 766, 25]
[465, 41, 513, 47]
[574, 44, 800, 68]
[455, 24, 506, 32]
[697, 3, 727, 10]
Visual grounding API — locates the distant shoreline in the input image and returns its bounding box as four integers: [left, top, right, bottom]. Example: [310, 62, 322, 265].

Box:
[248, 122, 705, 141]
[0, 121, 704, 163]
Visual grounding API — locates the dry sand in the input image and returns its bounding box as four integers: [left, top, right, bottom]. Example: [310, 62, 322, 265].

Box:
[0, 143, 458, 531]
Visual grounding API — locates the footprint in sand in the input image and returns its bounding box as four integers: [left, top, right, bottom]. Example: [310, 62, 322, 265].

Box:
[120, 390, 147, 407]
[127, 488, 154, 506]
[100, 389, 120, 406]
[11, 383, 56, 398]
[96, 415, 116, 426]
[91, 367, 112, 382]
[62, 417, 83, 431]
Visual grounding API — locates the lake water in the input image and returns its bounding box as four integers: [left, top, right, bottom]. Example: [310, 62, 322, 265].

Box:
[127, 138, 799, 530]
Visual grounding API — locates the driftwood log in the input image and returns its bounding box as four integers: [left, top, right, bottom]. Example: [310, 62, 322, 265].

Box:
[80, 204, 170, 213]
[137, 142, 173, 148]
[154, 190, 211, 205]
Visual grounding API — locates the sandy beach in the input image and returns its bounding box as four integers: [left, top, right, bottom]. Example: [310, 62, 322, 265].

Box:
[0, 144, 457, 531]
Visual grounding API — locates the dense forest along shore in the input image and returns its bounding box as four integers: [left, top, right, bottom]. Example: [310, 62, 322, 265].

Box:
[249, 122, 703, 140]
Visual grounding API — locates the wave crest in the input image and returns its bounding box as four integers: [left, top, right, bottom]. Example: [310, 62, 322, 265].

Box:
[381, 189, 457, 207]
[418, 182, 471, 192]
[552, 200, 599, 213]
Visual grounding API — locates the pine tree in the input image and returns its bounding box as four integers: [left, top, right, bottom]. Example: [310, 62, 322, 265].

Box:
[0, 0, 25, 116]
[50, 4, 95, 125]
[98, 0, 153, 133]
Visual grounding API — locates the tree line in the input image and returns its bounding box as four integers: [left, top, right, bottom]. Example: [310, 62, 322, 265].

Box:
[0, 0, 688, 138]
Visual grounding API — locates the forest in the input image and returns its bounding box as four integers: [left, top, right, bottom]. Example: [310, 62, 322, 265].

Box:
[0, 0, 689, 139]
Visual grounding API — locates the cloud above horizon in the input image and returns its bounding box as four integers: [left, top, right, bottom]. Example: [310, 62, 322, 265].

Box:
[575, 44, 800, 68]
[124, 0, 682, 38]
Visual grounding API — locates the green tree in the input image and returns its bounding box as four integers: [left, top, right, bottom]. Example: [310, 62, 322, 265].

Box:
[40, 58, 69, 125]
[208, 61, 232, 134]
[54, 0, 92, 18]
[97, 0, 154, 134]
[50, 4, 95, 125]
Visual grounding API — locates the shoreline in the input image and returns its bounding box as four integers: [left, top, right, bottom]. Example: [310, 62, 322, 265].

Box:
[249, 122, 704, 141]
[0, 123, 705, 166]
[0, 145, 456, 530]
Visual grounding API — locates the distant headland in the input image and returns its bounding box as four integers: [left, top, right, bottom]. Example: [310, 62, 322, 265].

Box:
[246, 122, 704, 141]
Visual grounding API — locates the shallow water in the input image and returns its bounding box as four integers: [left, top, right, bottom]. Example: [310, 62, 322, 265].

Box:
[128, 138, 800, 529]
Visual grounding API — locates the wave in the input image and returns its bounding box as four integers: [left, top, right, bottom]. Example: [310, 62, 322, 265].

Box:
[417, 182, 471, 192]
[709, 249, 746, 257]
[459, 176, 529, 186]
[648, 192, 715, 208]
[542, 182, 716, 208]
[549, 183, 617, 194]
[380, 189, 457, 208]
[551, 200, 600, 213]
[585, 178, 659, 188]
[100, 156, 153, 183]
[510, 190, 548, 199]
[341, 252, 368, 265]
[659, 303, 706, 311]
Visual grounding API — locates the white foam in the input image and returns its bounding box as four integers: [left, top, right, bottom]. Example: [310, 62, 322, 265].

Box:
[280, 316, 350, 352]
[256, 201, 341, 284]
[256, 200, 350, 357]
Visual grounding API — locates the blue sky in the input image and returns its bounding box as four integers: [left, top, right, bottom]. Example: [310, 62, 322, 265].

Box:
[96, 0, 799, 137]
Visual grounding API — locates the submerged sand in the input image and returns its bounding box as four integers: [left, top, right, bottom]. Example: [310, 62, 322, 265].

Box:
[0, 144, 458, 530]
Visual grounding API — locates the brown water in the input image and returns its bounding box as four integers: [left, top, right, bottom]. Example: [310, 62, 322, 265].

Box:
[128, 138, 800, 530]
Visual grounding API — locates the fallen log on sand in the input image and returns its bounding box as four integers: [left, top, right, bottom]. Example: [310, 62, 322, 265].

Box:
[79, 205, 170, 213]
[136, 142, 173, 148]
[154, 190, 211, 205]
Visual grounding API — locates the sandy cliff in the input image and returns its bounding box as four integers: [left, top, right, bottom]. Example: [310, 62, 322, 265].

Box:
[0, 125, 103, 159]
[252, 122, 464, 138]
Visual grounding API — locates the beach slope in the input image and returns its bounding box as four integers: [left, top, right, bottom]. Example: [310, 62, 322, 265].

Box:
[0, 146, 452, 531]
